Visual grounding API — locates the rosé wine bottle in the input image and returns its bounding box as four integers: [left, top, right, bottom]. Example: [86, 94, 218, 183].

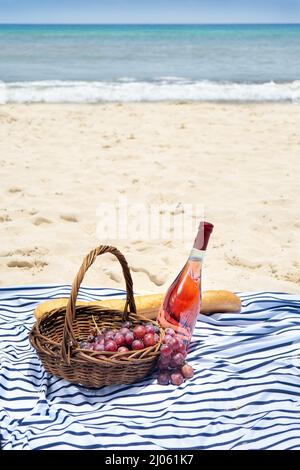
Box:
[157, 221, 213, 347]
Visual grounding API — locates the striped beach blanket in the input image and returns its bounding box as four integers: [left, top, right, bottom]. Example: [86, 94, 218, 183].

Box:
[0, 285, 300, 450]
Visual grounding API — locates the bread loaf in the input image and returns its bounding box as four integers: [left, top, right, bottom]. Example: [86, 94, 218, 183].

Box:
[34, 290, 241, 321]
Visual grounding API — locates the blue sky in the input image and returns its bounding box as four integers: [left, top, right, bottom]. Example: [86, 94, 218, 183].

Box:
[0, 0, 299, 24]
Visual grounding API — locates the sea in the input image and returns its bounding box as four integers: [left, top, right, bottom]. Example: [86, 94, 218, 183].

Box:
[0, 24, 300, 103]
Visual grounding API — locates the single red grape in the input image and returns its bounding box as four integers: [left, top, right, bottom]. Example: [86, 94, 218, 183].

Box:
[125, 331, 135, 346]
[165, 328, 175, 336]
[176, 341, 187, 354]
[168, 336, 180, 350]
[93, 342, 105, 352]
[145, 324, 155, 334]
[172, 352, 185, 366]
[95, 334, 105, 343]
[181, 364, 194, 379]
[122, 321, 132, 329]
[157, 372, 170, 385]
[170, 371, 184, 386]
[169, 357, 178, 368]
[133, 325, 146, 339]
[79, 341, 91, 350]
[118, 346, 129, 353]
[104, 340, 118, 352]
[143, 333, 156, 347]
[160, 344, 172, 357]
[158, 358, 170, 370]
[132, 339, 144, 350]
[120, 327, 130, 336]
[105, 331, 115, 341]
[159, 354, 171, 364]
[163, 334, 173, 345]
[114, 333, 126, 346]
[180, 350, 187, 360]
[153, 333, 160, 343]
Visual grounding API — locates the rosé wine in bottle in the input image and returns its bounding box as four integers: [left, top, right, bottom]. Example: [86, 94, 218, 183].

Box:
[157, 221, 213, 347]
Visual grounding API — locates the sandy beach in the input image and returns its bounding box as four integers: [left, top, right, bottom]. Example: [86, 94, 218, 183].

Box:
[0, 102, 299, 294]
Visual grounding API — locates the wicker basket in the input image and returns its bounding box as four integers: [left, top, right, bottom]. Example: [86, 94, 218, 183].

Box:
[29, 245, 163, 388]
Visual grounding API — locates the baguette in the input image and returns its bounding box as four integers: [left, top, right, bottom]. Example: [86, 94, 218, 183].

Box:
[34, 290, 241, 321]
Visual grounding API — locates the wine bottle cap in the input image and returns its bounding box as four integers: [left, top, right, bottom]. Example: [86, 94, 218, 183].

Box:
[193, 221, 214, 251]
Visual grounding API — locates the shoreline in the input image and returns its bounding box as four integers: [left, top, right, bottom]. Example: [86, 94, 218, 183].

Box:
[1, 100, 300, 105]
[1, 79, 299, 105]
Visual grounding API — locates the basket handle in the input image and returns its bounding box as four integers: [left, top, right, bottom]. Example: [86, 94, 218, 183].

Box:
[61, 245, 136, 364]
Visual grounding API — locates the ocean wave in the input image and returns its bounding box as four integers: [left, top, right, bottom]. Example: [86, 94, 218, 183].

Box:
[0, 79, 300, 103]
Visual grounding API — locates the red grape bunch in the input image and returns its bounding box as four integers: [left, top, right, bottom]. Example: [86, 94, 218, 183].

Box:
[157, 328, 194, 386]
[80, 320, 160, 355]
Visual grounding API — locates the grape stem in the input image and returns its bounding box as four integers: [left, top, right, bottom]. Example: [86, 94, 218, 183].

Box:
[92, 315, 100, 333]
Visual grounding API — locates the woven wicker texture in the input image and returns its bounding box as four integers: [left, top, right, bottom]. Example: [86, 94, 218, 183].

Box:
[29, 246, 163, 388]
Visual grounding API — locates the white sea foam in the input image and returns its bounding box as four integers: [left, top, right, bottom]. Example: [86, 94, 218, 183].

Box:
[0, 79, 300, 103]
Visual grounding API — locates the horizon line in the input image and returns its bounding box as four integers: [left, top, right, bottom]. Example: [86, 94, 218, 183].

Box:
[0, 22, 300, 26]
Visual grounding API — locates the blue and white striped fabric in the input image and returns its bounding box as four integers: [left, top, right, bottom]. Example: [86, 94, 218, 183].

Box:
[0, 285, 300, 450]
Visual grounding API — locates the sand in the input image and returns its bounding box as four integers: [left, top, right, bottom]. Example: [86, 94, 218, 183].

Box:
[0, 102, 299, 295]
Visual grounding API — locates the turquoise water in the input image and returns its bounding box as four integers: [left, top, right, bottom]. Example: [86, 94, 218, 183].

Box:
[0, 24, 299, 102]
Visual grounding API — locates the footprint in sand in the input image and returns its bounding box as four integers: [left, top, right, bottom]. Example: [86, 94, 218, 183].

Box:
[104, 268, 123, 284]
[283, 272, 300, 285]
[225, 254, 262, 270]
[60, 213, 78, 223]
[2, 247, 49, 257]
[0, 112, 17, 123]
[130, 265, 167, 286]
[33, 216, 53, 226]
[8, 186, 22, 194]
[29, 209, 38, 215]
[7, 260, 34, 269]
[0, 214, 12, 222]
[15, 247, 49, 257]
[7, 259, 48, 269]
